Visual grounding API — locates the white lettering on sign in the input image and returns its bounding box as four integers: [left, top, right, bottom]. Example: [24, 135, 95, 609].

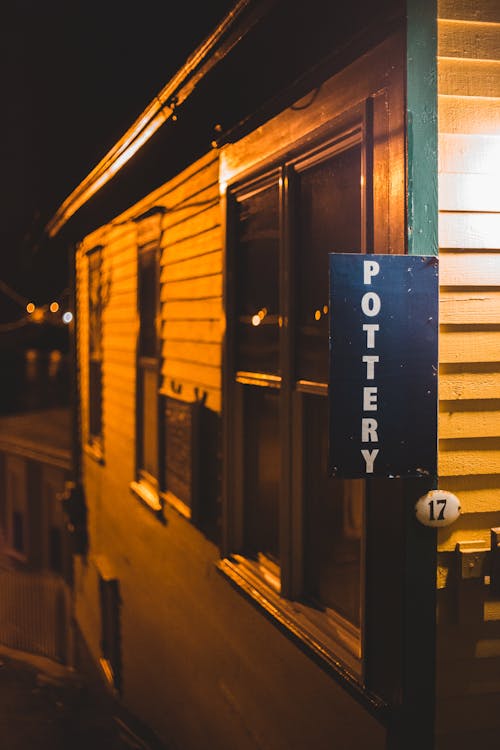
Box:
[363, 260, 380, 285]
[363, 386, 378, 411]
[362, 355, 379, 380]
[363, 323, 379, 349]
[361, 292, 381, 317]
[361, 449, 379, 474]
[361, 260, 381, 474]
[362, 418, 378, 442]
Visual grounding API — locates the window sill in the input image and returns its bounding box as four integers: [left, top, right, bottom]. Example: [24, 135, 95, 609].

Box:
[161, 490, 191, 520]
[99, 657, 119, 695]
[216, 555, 388, 721]
[84, 441, 104, 465]
[130, 481, 163, 515]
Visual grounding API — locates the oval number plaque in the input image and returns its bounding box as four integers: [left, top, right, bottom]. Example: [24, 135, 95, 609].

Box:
[415, 490, 461, 528]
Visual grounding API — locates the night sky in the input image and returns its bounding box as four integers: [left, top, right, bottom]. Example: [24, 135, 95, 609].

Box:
[1, 0, 234, 315]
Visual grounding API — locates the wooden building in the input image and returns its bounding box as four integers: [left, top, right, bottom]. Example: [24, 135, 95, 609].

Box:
[46, 1, 500, 748]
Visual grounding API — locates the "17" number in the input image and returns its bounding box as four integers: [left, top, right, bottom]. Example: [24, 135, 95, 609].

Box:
[428, 498, 447, 522]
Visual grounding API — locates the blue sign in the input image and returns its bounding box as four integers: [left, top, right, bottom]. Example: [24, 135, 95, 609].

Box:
[329, 254, 438, 479]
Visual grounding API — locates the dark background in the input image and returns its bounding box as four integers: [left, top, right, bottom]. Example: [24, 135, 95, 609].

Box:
[1, 0, 234, 318]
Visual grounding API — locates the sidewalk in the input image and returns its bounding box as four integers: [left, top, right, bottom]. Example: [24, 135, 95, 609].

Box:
[0, 645, 161, 750]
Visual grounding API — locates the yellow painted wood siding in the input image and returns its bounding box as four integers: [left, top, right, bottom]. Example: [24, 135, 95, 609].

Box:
[158, 152, 223, 412]
[437, 4, 500, 748]
[438, 3, 500, 521]
[77, 221, 138, 485]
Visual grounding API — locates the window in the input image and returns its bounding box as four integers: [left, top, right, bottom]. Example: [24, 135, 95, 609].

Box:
[224, 122, 373, 672]
[132, 210, 163, 511]
[87, 246, 103, 454]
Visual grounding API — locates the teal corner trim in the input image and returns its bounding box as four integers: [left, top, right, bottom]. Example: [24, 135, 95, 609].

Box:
[407, 0, 438, 257]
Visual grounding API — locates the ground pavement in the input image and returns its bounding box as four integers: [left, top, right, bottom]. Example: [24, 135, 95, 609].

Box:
[0, 646, 165, 750]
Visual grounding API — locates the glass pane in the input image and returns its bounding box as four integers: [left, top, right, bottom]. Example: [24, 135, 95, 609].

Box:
[236, 183, 280, 374]
[138, 365, 159, 480]
[89, 359, 103, 439]
[88, 249, 103, 359]
[138, 246, 158, 359]
[297, 144, 362, 383]
[303, 394, 363, 627]
[244, 387, 280, 563]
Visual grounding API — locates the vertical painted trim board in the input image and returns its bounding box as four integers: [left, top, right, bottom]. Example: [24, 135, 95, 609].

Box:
[390, 2, 438, 750]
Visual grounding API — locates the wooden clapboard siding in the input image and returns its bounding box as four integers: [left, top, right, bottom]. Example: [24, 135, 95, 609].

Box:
[439, 0, 500, 23]
[437, 4, 500, 745]
[440, 290, 500, 324]
[160, 225, 221, 266]
[76, 248, 90, 448]
[159, 152, 223, 413]
[77, 219, 137, 480]
[439, 58, 500, 99]
[440, 366, 500, 401]
[438, 1, 500, 478]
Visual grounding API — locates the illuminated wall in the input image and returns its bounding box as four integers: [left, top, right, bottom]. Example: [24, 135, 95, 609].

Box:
[438, 1, 500, 542]
[437, 1, 500, 746]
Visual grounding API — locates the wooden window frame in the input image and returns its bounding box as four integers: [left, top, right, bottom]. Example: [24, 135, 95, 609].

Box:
[223, 112, 369, 677]
[131, 231, 163, 514]
[86, 245, 104, 462]
[220, 32, 406, 698]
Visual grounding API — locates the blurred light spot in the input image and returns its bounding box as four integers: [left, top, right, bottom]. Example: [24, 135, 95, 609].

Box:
[26, 302, 35, 314]
[62, 311, 73, 324]
[314, 309, 321, 321]
[323, 305, 329, 315]
[251, 314, 261, 326]
[50, 302, 60, 313]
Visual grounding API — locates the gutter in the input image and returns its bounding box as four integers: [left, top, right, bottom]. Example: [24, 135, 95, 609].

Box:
[46, 0, 276, 238]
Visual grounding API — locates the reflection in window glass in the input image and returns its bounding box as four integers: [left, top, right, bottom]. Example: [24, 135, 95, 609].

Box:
[244, 387, 280, 565]
[138, 245, 158, 359]
[236, 183, 280, 374]
[297, 145, 362, 383]
[303, 394, 363, 627]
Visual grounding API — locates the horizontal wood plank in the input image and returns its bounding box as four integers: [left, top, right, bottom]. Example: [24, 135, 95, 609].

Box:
[440, 172, 500, 211]
[439, 20, 500, 60]
[439, 403, 500, 438]
[162, 183, 219, 230]
[440, 369, 500, 400]
[439, 133, 500, 175]
[160, 274, 222, 301]
[160, 226, 222, 266]
[163, 209, 220, 247]
[440, 329, 500, 363]
[162, 319, 224, 343]
[161, 298, 223, 321]
[439, 0, 500, 23]
[440, 290, 500, 324]
[439, 58, 500, 98]
[440, 252, 500, 286]
[162, 340, 221, 368]
[439, 212, 500, 248]
[439, 440, 500, 475]
[439, 94, 500, 135]
[160, 250, 222, 283]
[437, 473, 500, 513]
[162, 359, 221, 391]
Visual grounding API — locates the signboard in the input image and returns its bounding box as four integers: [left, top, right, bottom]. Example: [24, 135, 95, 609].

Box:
[329, 254, 438, 479]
